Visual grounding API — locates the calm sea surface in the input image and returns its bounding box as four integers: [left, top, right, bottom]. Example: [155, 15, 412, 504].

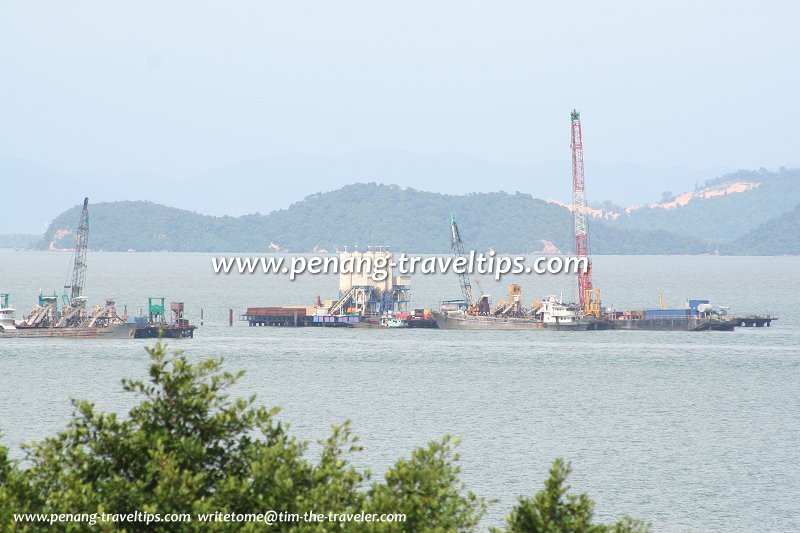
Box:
[1, 251, 798, 531]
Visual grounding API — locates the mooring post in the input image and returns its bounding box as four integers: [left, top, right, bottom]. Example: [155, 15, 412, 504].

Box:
[229, 308, 233, 326]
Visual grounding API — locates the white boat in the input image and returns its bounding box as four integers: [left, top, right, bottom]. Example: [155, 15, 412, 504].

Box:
[0, 293, 16, 331]
[434, 294, 603, 331]
[532, 295, 584, 327]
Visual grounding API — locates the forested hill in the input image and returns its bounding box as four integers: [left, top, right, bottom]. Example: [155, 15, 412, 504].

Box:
[34, 169, 800, 255]
[723, 203, 800, 255]
[608, 168, 800, 241]
[37, 185, 710, 254]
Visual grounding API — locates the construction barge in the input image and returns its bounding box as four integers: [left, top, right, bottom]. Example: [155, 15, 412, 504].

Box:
[0, 294, 196, 339]
[432, 111, 770, 333]
[433, 290, 610, 331]
[433, 293, 738, 332]
[238, 244, 763, 334]
[243, 307, 353, 327]
[1, 198, 197, 340]
[432, 213, 608, 331]
[242, 306, 437, 329]
[242, 248, 437, 329]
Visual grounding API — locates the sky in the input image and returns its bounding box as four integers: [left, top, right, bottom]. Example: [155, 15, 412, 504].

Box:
[1, 0, 798, 212]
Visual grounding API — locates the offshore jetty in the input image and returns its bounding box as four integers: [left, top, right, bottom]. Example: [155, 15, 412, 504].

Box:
[242, 248, 438, 329]
[0, 198, 197, 339]
[2, 116, 775, 336]
[434, 110, 773, 332]
[244, 111, 775, 332]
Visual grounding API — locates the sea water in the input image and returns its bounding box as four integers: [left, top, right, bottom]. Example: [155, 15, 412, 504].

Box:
[1, 251, 798, 531]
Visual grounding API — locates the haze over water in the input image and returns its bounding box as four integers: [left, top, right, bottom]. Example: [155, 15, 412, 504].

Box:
[1, 251, 798, 531]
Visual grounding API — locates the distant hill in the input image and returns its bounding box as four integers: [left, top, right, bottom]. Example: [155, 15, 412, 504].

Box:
[607, 168, 800, 241]
[722, 203, 800, 255]
[0, 152, 726, 233]
[25, 168, 800, 255]
[37, 184, 710, 254]
[0, 234, 38, 249]
[0, 154, 168, 234]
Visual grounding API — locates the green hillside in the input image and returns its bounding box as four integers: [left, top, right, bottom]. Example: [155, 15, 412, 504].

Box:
[722, 203, 800, 255]
[609, 168, 800, 240]
[37, 184, 710, 254]
[31, 169, 800, 255]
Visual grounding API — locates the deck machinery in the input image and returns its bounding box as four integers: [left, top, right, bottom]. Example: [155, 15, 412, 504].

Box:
[330, 248, 411, 317]
[1, 198, 197, 339]
[242, 248, 415, 327]
[131, 297, 196, 338]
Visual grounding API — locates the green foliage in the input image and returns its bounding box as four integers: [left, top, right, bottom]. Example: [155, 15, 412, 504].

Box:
[496, 459, 650, 533]
[0, 436, 29, 527]
[0, 343, 648, 533]
[365, 436, 485, 531]
[0, 344, 649, 531]
[0, 343, 487, 531]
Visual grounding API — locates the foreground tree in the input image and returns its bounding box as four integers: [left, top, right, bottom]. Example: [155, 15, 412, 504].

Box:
[498, 460, 649, 533]
[0, 343, 484, 531]
[0, 343, 645, 532]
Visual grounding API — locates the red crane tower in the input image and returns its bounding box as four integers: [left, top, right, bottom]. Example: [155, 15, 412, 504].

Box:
[570, 110, 601, 317]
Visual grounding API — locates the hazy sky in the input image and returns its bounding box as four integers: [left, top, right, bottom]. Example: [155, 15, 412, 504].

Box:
[1, 0, 798, 179]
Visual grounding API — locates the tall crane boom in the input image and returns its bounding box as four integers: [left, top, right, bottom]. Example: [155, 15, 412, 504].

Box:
[570, 110, 594, 312]
[450, 212, 474, 308]
[64, 197, 89, 307]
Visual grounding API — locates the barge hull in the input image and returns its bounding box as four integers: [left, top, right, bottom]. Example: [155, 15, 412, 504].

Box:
[433, 312, 603, 331]
[0, 324, 137, 339]
[609, 318, 734, 331]
[133, 325, 196, 338]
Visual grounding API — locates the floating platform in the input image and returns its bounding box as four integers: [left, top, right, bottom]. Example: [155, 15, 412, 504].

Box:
[242, 307, 357, 327]
[404, 318, 438, 329]
[352, 316, 438, 329]
[432, 311, 606, 331]
[0, 323, 137, 339]
[241, 307, 438, 329]
[732, 315, 777, 327]
[1, 298, 198, 340]
[1, 323, 197, 339]
[608, 317, 735, 331]
[133, 325, 196, 338]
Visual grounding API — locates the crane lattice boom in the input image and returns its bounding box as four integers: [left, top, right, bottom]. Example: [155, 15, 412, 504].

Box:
[570, 111, 593, 310]
[65, 197, 89, 307]
[450, 212, 474, 308]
